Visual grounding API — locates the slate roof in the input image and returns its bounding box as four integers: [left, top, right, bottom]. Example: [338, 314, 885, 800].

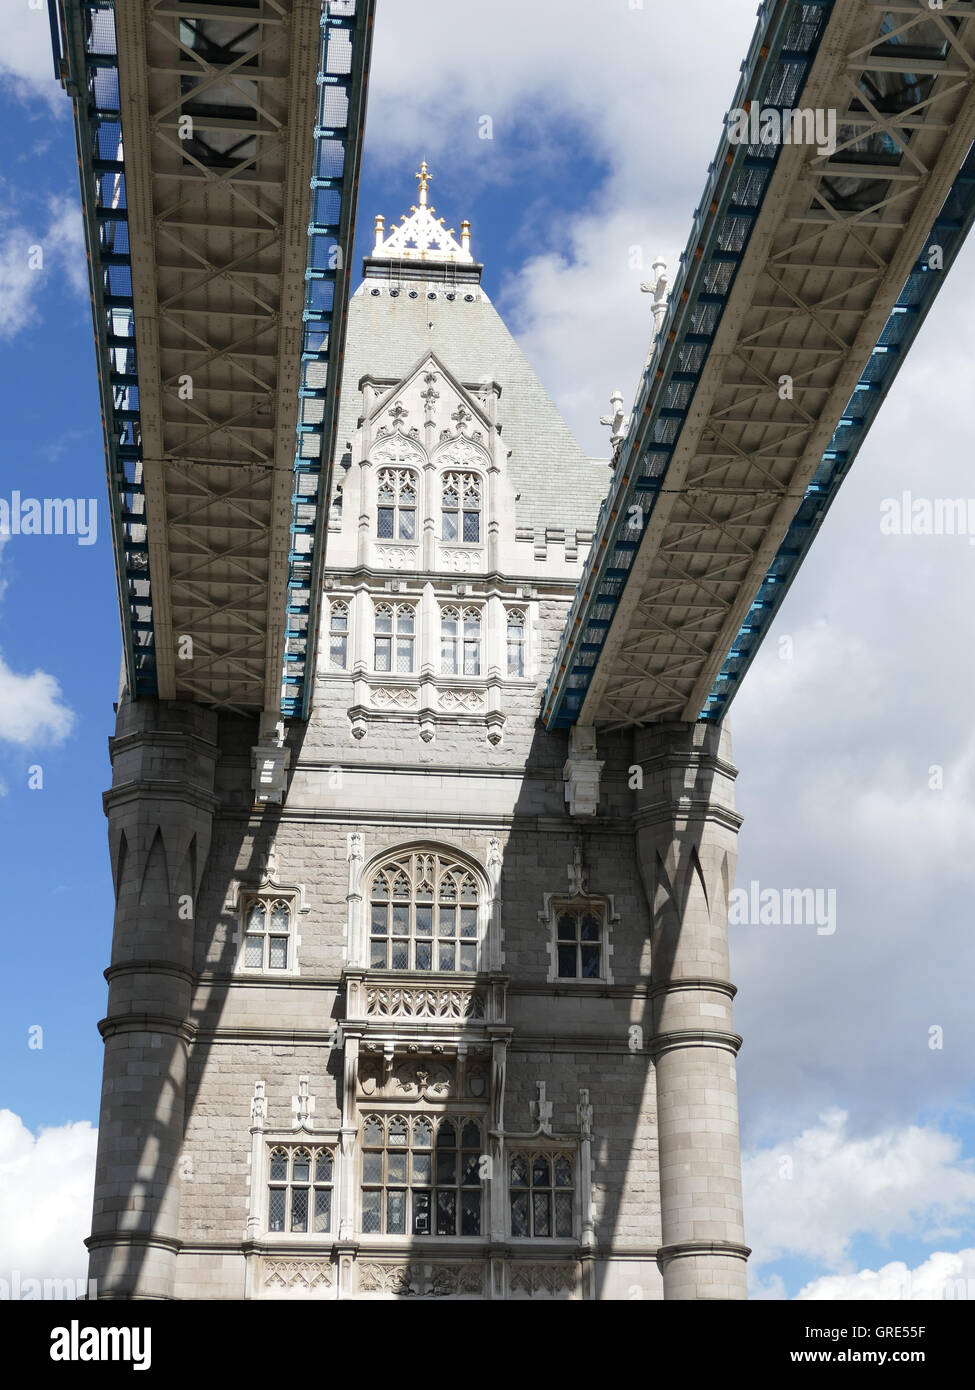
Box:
[333, 278, 611, 535]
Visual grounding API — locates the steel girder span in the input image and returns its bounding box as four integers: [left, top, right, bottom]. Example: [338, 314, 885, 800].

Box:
[51, 0, 374, 717]
[544, 0, 975, 733]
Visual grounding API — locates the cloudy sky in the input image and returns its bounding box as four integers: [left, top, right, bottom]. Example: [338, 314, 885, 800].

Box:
[2, 0, 975, 1301]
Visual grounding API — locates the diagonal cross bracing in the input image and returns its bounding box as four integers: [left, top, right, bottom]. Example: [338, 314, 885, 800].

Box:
[544, 0, 975, 732]
[52, 0, 374, 713]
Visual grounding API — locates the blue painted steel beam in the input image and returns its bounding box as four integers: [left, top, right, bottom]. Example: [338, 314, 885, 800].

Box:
[55, 0, 156, 696]
[700, 141, 975, 721]
[543, 0, 837, 730]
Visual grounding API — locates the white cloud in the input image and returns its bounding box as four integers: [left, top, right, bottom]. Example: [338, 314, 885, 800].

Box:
[743, 1112, 975, 1275]
[0, 196, 86, 339]
[797, 1248, 975, 1301]
[0, 4, 66, 114]
[0, 651, 76, 746]
[0, 1110, 97, 1289]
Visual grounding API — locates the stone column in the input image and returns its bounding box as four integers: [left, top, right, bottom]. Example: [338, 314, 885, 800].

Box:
[86, 699, 219, 1299]
[632, 721, 749, 1300]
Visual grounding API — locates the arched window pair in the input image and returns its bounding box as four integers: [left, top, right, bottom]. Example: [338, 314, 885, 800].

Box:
[374, 469, 483, 544]
[369, 850, 480, 972]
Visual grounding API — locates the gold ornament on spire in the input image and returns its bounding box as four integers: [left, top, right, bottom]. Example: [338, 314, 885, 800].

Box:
[415, 160, 432, 207]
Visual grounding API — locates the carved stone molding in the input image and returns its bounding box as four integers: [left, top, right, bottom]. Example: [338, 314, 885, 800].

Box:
[376, 544, 419, 569]
[508, 1263, 581, 1298]
[365, 984, 487, 1021]
[438, 688, 485, 712]
[370, 686, 419, 710]
[262, 1259, 335, 1295]
[437, 546, 484, 574]
[358, 1261, 485, 1298]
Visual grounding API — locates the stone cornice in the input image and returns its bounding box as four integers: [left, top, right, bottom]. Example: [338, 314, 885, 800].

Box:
[649, 1028, 743, 1058]
[102, 779, 221, 817]
[647, 976, 737, 1001]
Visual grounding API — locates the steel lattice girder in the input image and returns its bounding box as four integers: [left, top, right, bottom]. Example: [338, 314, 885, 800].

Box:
[55, 0, 373, 714]
[544, 0, 975, 731]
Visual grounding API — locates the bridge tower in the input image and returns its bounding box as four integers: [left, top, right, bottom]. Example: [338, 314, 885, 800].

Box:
[88, 167, 747, 1300]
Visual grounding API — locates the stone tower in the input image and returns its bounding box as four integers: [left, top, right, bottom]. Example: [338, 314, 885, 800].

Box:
[86, 166, 749, 1300]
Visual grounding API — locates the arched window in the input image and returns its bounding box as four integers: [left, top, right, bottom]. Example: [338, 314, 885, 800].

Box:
[442, 472, 481, 543]
[268, 1145, 333, 1234]
[377, 468, 418, 540]
[441, 606, 481, 676]
[361, 1113, 483, 1236]
[242, 897, 293, 971]
[374, 601, 415, 673]
[509, 1151, 574, 1238]
[328, 600, 349, 669]
[369, 849, 480, 972]
[506, 609, 526, 677]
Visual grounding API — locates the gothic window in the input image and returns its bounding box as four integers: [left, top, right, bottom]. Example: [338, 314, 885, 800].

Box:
[441, 472, 481, 543]
[374, 602, 415, 673]
[328, 600, 349, 669]
[441, 606, 481, 676]
[242, 897, 294, 971]
[506, 609, 526, 677]
[377, 468, 418, 540]
[369, 849, 480, 972]
[267, 1145, 333, 1234]
[509, 1152, 575, 1238]
[555, 904, 604, 980]
[360, 1114, 483, 1236]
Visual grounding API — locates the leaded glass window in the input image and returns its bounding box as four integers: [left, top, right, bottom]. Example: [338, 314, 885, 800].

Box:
[374, 602, 415, 674]
[555, 905, 604, 979]
[441, 472, 481, 543]
[329, 600, 349, 669]
[506, 609, 526, 677]
[361, 1114, 483, 1236]
[377, 468, 418, 540]
[509, 1151, 574, 1238]
[441, 606, 481, 676]
[267, 1145, 334, 1234]
[242, 897, 293, 971]
[369, 850, 479, 972]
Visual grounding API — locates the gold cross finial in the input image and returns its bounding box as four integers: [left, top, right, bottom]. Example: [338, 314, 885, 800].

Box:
[415, 160, 431, 206]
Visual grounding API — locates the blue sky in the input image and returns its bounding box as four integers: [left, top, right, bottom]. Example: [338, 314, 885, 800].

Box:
[3, 0, 975, 1302]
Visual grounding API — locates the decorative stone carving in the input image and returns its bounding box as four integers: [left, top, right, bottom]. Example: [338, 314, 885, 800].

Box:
[509, 1263, 580, 1298]
[358, 1262, 485, 1298]
[365, 984, 486, 1020]
[393, 1061, 453, 1100]
[250, 1080, 266, 1128]
[376, 544, 419, 569]
[438, 688, 485, 712]
[262, 1260, 334, 1294]
[370, 433, 426, 468]
[435, 436, 490, 470]
[371, 686, 419, 709]
[358, 1263, 417, 1297]
[437, 546, 484, 573]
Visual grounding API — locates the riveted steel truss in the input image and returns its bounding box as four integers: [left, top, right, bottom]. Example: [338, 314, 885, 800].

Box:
[54, 0, 373, 714]
[544, 0, 975, 731]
